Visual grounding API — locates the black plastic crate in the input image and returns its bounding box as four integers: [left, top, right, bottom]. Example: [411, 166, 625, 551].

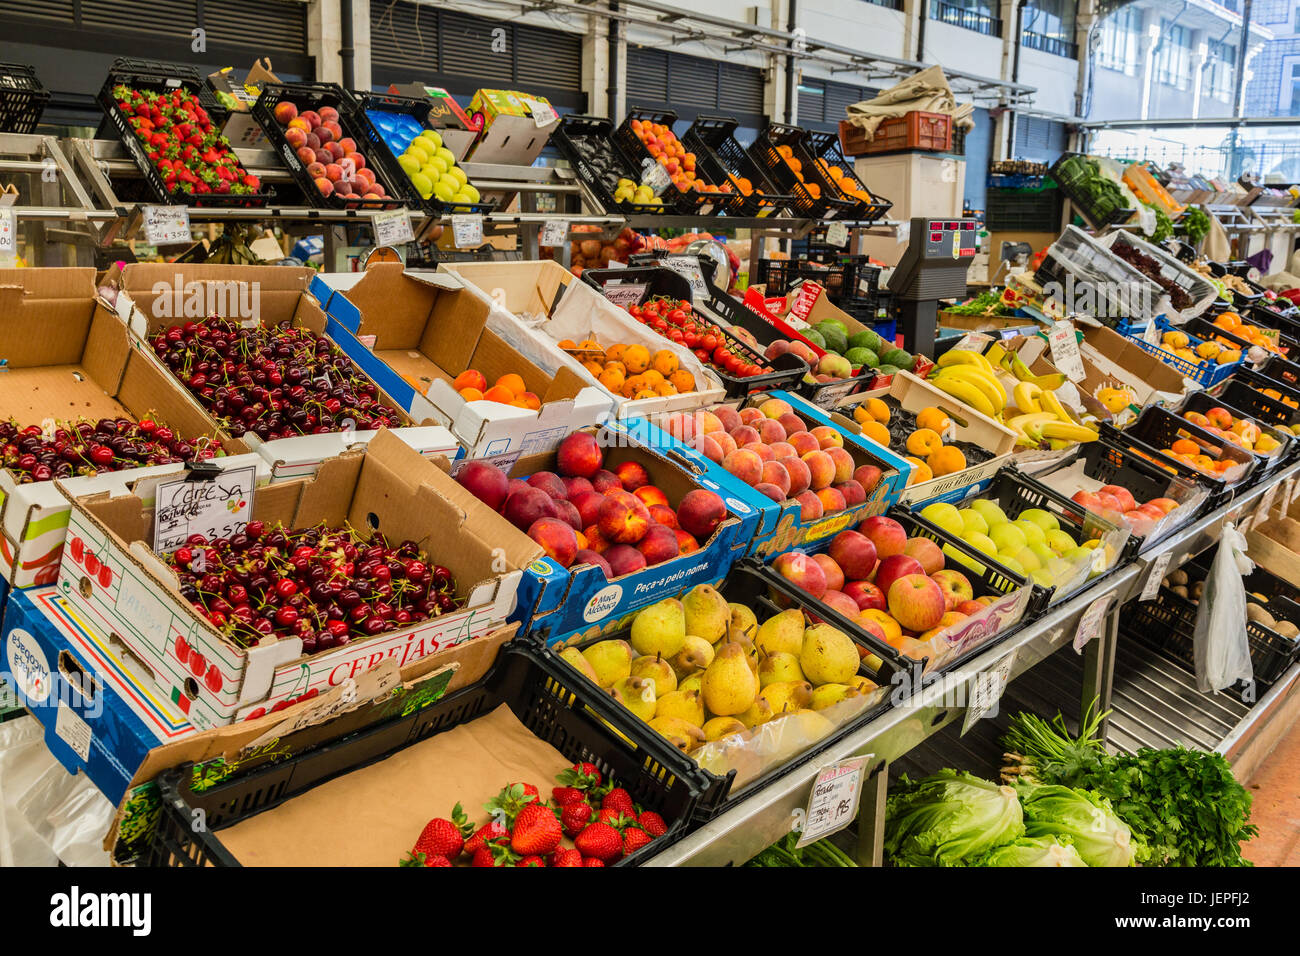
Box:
[1176, 389, 1296, 477]
[0, 62, 48, 134]
[1050, 152, 1135, 228]
[351, 91, 494, 216]
[1217, 365, 1300, 429]
[550, 114, 668, 216]
[581, 264, 809, 397]
[98, 58, 270, 208]
[251, 81, 406, 211]
[803, 130, 892, 222]
[985, 184, 1061, 232]
[140, 643, 702, 867]
[750, 123, 856, 220]
[684, 115, 797, 218]
[1259, 353, 1300, 390]
[614, 108, 746, 216]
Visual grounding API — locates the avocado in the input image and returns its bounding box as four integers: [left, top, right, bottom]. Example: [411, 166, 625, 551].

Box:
[802, 327, 826, 349]
[876, 364, 900, 375]
[816, 321, 848, 354]
[849, 328, 884, 354]
[846, 347, 879, 368]
[881, 347, 912, 369]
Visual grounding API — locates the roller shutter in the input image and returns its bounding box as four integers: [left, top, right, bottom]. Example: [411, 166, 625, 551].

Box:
[626, 45, 766, 126]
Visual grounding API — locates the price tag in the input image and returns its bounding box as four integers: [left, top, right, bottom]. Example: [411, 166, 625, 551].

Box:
[1253, 483, 1280, 529]
[0, 208, 14, 257]
[1289, 476, 1300, 507]
[953, 331, 994, 354]
[602, 282, 647, 309]
[1048, 320, 1086, 382]
[1073, 594, 1114, 652]
[1140, 550, 1173, 602]
[357, 334, 377, 350]
[540, 219, 567, 248]
[451, 214, 484, 248]
[962, 648, 1018, 734]
[152, 465, 258, 554]
[450, 450, 521, 477]
[662, 256, 708, 302]
[142, 205, 192, 246]
[521, 97, 558, 128]
[371, 207, 415, 247]
[825, 221, 849, 248]
[643, 161, 672, 195]
[796, 756, 870, 847]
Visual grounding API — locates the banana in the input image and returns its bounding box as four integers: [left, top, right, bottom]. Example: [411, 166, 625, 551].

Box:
[936, 349, 995, 377]
[930, 375, 996, 417]
[1040, 389, 1075, 424]
[1048, 438, 1072, 451]
[1006, 354, 1035, 382]
[1030, 371, 1068, 390]
[1040, 421, 1100, 442]
[934, 365, 1006, 413]
[1012, 382, 1043, 415]
[1006, 411, 1058, 432]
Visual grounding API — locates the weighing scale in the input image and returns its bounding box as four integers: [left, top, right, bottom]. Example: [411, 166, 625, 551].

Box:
[887, 217, 979, 357]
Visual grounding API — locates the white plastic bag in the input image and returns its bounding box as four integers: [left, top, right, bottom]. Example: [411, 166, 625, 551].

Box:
[1193, 522, 1255, 694]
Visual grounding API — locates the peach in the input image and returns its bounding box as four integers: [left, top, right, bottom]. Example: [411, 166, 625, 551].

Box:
[584, 525, 611, 554]
[712, 405, 741, 432]
[563, 476, 594, 499]
[729, 424, 760, 447]
[813, 553, 845, 592]
[874, 553, 924, 598]
[300, 109, 321, 129]
[552, 499, 583, 531]
[902, 537, 945, 576]
[528, 517, 579, 568]
[571, 491, 605, 528]
[743, 441, 775, 463]
[761, 461, 792, 497]
[795, 490, 824, 521]
[1147, 497, 1180, 514]
[592, 469, 623, 494]
[788, 431, 821, 456]
[931, 569, 974, 610]
[614, 460, 650, 491]
[674, 529, 700, 554]
[306, 160, 326, 179]
[273, 101, 299, 124]
[648, 504, 679, 528]
[574, 549, 613, 578]
[829, 530, 878, 580]
[324, 162, 344, 182]
[758, 418, 787, 445]
[697, 410, 725, 434]
[738, 407, 765, 426]
[853, 464, 883, 493]
[664, 412, 698, 444]
[636, 523, 680, 566]
[773, 550, 827, 598]
[285, 126, 307, 149]
[598, 490, 651, 543]
[455, 460, 510, 510]
[712, 432, 738, 459]
[820, 589, 861, 621]
[834, 480, 866, 507]
[845, 580, 886, 613]
[313, 176, 334, 197]
[955, 599, 985, 616]
[507, 478, 530, 498]
[816, 486, 847, 514]
[557, 432, 603, 479]
[779, 456, 811, 496]
[768, 441, 796, 460]
[700, 435, 725, 464]
[754, 482, 786, 502]
[759, 398, 794, 419]
[811, 425, 844, 449]
[326, 141, 345, 161]
[887, 573, 946, 632]
[604, 544, 648, 577]
[503, 486, 554, 531]
[724, 448, 764, 486]
[801, 450, 836, 491]
[1098, 484, 1136, 513]
[778, 412, 807, 436]
[677, 489, 727, 540]
[633, 485, 670, 508]
[859, 515, 907, 558]
[526, 471, 567, 500]
[826, 446, 855, 484]
[305, 131, 321, 151]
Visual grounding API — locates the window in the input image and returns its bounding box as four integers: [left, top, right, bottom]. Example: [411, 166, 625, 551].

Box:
[931, 0, 1002, 37]
[1287, 62, 1300, 115]
[1154, 22, 1192, 89]
[1022, 0, 1078, 57]
[1204, 40, 1237, 102]
[1097, 6, 1141, 75]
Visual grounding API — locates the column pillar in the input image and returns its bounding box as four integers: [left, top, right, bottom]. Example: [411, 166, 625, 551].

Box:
[308, 0, 344, 84]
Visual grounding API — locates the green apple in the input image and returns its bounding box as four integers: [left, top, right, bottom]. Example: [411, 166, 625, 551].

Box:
[1028, 542, 1055, 567]
[958, 508, 989, 537]
[921, 502, 964, 537]
[970, 499, 1009, 527]
[964, 531, 998, 556]
[1045, 529, 1077, 554]
[998, 555, 1026, 576]
[1019, 507, 1059, 532]
[1030, 567, 1055, 588]
[1047, 556, 1075, 580]
[1013, 546, 1043, 572]
[988, 523, 1027, 553]
[1012, 519, 1047, 547]
[942, 543, 986, 575]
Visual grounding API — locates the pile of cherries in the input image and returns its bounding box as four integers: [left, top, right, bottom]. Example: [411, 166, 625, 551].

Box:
[0, 417, 217, 484]
[151, 318, 402, 441]
[168, 521, 462, 652]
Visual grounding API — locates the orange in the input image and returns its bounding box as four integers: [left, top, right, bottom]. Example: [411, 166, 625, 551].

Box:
[863, 398, 890, 424]
[860, 420, 891, 447]
[670, 369, 696, 393]
[905, 428, 943, 457]
[640, 369, 665, 388]
[656, 381, 679, 397]
[582, 359, 604, 377]
[915, 406, 952, 433]
[598, 368, 625, 392]
[633, 388, 657, 400]
[578, 338, 601, 351]
[622, 375, 645, 397]
[622, 344, 651, 374]
[557, 339, 578, 350]
[458, 387, 484, 402]
[927, 445, 966, 477]
[603, 360, 627, 378]
[1170, 438, 1199, 455]
[1214, 312, 1242, 331]
[495, 373, 526, 397]
[805, 182, 820, 198]
[861, 608, 902, 646]
[652, 349, 679, 376]
[453, 369, 486, 392]
[483, 385, 515, 404]
[606, 343, 628, 364]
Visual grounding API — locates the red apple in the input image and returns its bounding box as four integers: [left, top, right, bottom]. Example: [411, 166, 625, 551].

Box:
[1099, 484, 1136, 513]
[557, 432, 603, 479]
[813, 553, 845, 592]
[528, 517, 578, 568]
[844, 580, 886, 613]
[902, 537, 945, 576]
[887, 573, 946, 632]
[931, 569, 974, 611]
[858, 515, 907, 558]
[773, 550, 827, 599]
[828, 530, 878, 580]
[874, 553, 925, 599]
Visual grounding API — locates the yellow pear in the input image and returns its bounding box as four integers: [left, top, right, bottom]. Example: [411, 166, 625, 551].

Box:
[678, 672, 703, 695]
[758, 680, 813, 716]
[735, 695, 774, 727]
[630, 654, 677, 696]
[611, 676, 656, 721]
[809, 683, 861, 711]
[581, 639, 632, 688]
[630, 598, 686, 658]
[702, 716, 748, 741]
[727, 602, 759, 642]
[655, 687, 707, 725]
[649, 715, 706, 751]
[800, 624, 859, 685]
[758, 651, 805, 687]
[701, 642, 758, 716]
[669, 635, 714, 679]
[755, 608, 805, 657]
[560, 646, 599, 683]
[683, 583, 730, 643]
[848, 675, 879, 696]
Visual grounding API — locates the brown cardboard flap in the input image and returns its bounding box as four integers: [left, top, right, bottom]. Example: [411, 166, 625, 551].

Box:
[120, 264, 315, 334]
[0, 269, 99, 368]
[0, 366, 130, 424]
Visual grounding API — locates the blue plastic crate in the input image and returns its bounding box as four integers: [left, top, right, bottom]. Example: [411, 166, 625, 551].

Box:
[1119, 316, 1244, 388]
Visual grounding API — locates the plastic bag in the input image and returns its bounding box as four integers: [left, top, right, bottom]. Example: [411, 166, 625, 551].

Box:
[1193, 522, 1254, 694]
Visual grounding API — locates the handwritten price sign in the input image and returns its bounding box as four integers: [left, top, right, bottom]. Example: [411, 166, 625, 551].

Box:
[152, 465, 258, 554]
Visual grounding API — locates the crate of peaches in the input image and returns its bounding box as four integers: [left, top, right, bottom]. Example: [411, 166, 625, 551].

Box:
[1177, 391, 1295, 477]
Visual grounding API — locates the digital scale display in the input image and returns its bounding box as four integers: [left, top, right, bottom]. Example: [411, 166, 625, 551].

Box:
[922, 220, 978, 258]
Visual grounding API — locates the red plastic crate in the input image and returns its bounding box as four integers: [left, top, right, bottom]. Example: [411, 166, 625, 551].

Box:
[859, 111, 953, 155]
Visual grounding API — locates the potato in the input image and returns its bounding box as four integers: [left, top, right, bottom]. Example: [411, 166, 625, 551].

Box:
[1246, 603, 1276, 627]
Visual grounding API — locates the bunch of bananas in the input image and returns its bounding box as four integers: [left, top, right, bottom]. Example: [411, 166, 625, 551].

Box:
[926, 350, 1007, 418]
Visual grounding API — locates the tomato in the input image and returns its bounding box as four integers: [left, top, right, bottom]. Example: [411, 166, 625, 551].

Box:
[701, 333, 718, 352]
[667, 308, 687, 327]
[712, 345, 730, 365]
[684, 331, 700, 348]
[652, 317, 668, 333]
[668, 329, 684, 343]
[679, 299, 691, 311]
[628, 304, 642, 318]
[694, 348, 710, 363]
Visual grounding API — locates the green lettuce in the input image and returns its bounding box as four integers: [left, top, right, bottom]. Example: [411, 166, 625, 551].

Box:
[978, 836, 1087, 867]
[885, 769, 1024, 867]
[1019, 784, 1140, 867]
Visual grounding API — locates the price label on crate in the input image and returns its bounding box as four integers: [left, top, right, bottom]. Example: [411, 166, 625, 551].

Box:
[0, 208, 14, 258]
[1073, 594, 1114, 653]
[824, 221, 850, 248]
[142, 205, 192, 246]
[540, 219, 567, 248]
[953, 331, 994, 354]
[451, 214, 484, 248]
[962, 648, 1018, 734]
[1287, 476, 1299, 508]
[602, 282, 647, 309]
[662, 256, 709, 302]
[152, 465, 258, 555]
[1048, 320, 1086, 382]
[643, 161, 672, 195]
[522, 97, 558, 128]
[371, 207, 415, 247]
[1139, 551, 1173, 603]
[1253, 482, 1280, 529]
[450, 450, 521, 478]
[795, 755, 871, 847]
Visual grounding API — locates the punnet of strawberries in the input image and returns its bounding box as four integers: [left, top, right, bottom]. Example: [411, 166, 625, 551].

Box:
[400, 763, 670, 867]
[151, 317, 404, 441]
[167, 522, 463, 653]
[622, 295, 773, 379]
[113, 84, 261, 197]
[0, 416, 220, 484]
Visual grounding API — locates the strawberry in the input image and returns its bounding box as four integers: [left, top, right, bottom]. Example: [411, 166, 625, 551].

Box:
[516, 855, 547, 867]
[420, 854, 452, 867]
[470, 847, 498, 867]
[637, 811, 668, 838]
[600, 787, 637, 818]
[511, 803, 563, 856]
[598, 808, 635, 829]
[622, 827, 654, 857]
[463, 820, 509, 856]
[483, 782, 540, 827]
[552, 785, 586, 807]
[551, 848, 583, 867]
[574, 822, 624, 862]
[582, 857, 606, 867]
[399, 814, 464, 865]
[556, 762, 602, 790]
[472, 841, 518, 867]
[561, 800, 595, 837]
